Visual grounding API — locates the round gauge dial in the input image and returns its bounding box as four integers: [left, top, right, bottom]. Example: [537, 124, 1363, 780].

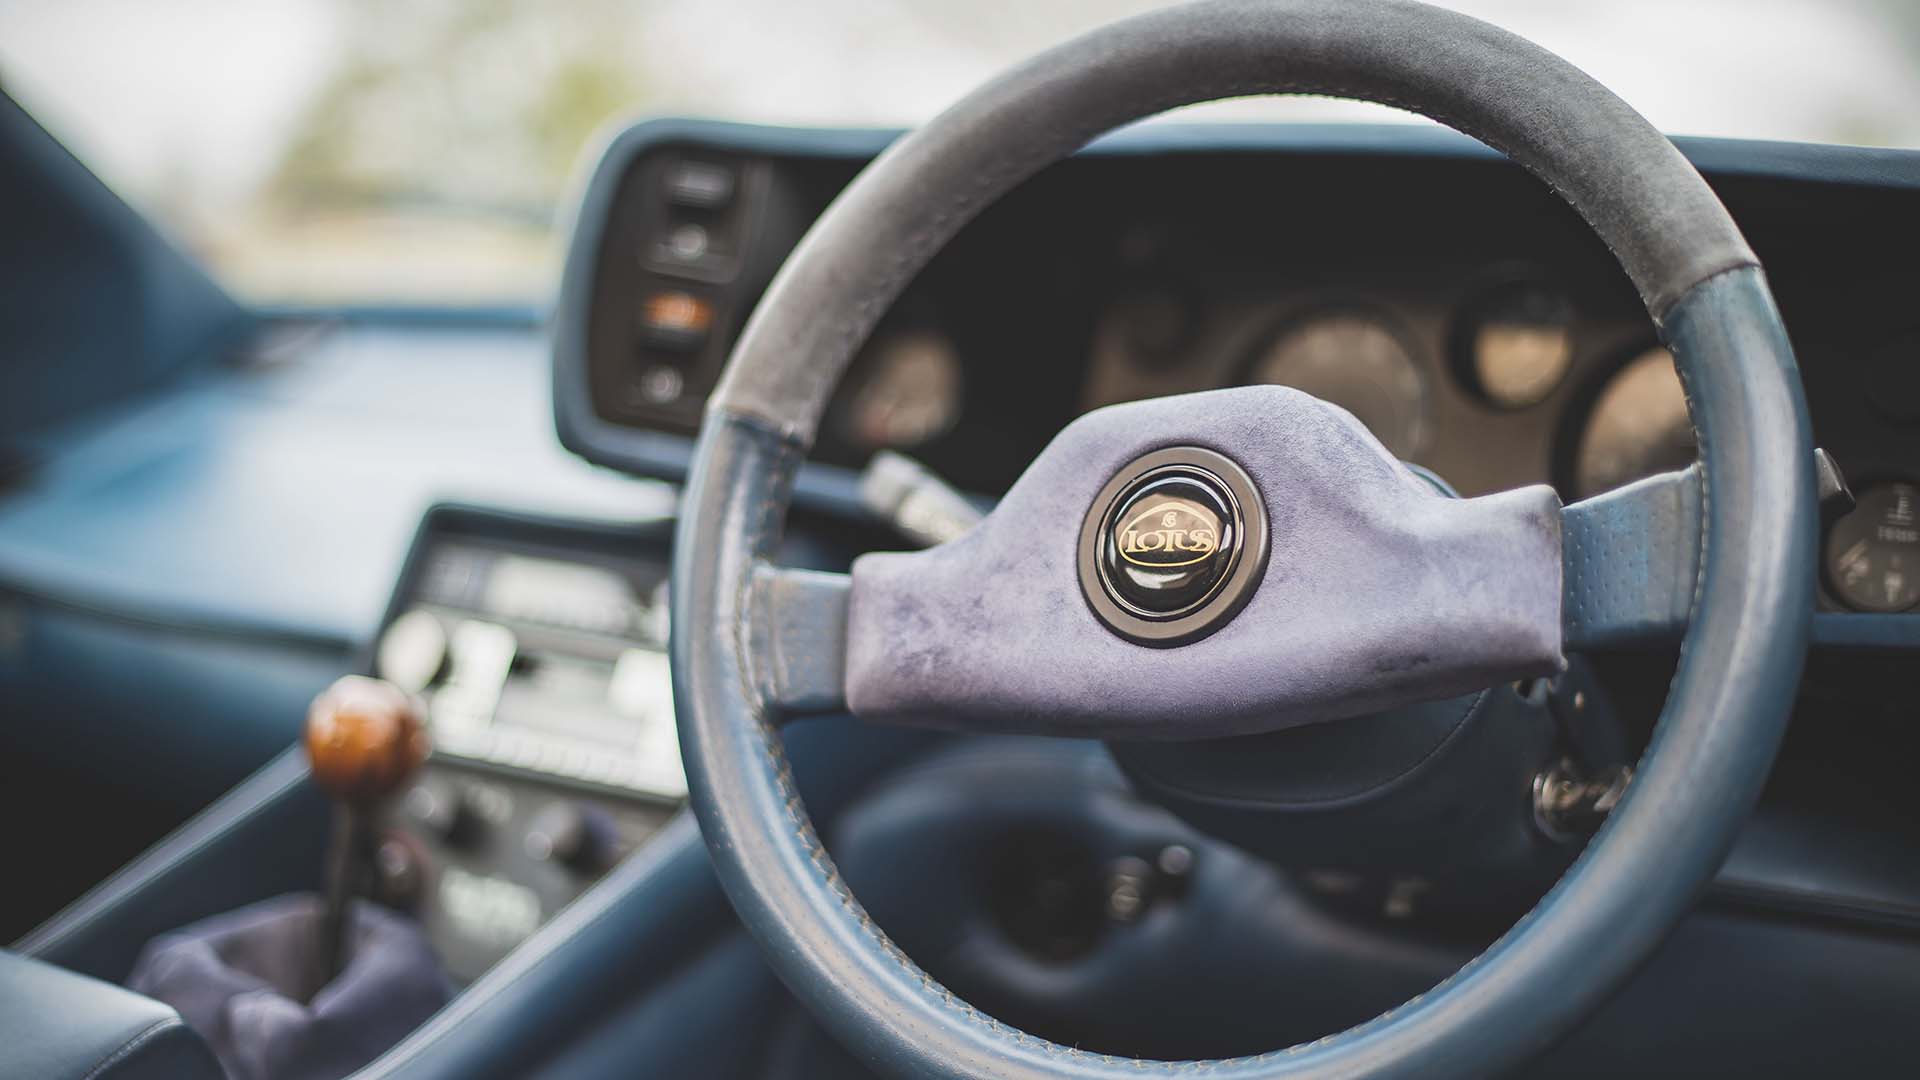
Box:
[1825, 482, 1920, 612]
[1573, 346, 1694, 498]
[1460, 283, 1575, 409]
[1113, 291, 1198, 371]
[842, 330, 965, 450]
[1248, 311, 1430, 459]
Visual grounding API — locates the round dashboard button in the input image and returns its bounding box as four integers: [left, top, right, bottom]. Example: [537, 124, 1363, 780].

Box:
[526, 801, 612, 875]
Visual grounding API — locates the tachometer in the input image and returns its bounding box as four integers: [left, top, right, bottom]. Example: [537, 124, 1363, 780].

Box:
[1573, 346, 1694, 498]
[840, 330, 965, 450]
[1247, 310, 1430, 459]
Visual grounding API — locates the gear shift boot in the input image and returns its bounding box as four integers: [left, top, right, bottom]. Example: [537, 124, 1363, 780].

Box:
[128, 894, 450, 1080]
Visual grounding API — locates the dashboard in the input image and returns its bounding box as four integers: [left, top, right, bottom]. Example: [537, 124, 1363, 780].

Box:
[555, 121, 1920, 618]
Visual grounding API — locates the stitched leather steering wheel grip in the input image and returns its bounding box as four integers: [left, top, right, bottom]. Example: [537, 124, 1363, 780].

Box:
[304, 675, 428, 805]
[672, 1, 1815, 1076]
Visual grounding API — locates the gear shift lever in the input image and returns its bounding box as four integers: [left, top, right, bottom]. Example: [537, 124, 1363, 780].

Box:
[304, 675, 427, 998]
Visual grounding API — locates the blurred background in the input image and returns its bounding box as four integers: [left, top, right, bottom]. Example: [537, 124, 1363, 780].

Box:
[1, 0, 1917, 308]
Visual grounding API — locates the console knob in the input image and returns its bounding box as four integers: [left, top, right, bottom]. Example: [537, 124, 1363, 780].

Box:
[376, 610, 449, 694]
[371, 833, 427, 911]
[525, 801, 611, 874]
[404, 775, 476, 846]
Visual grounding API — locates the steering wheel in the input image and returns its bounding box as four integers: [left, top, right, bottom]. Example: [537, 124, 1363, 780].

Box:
[669, 1, 1815, 1076]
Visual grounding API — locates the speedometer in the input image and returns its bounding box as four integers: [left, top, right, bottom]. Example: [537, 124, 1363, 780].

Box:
[1247, 310, 1430, 460]
[1573, 346, 1694, 498]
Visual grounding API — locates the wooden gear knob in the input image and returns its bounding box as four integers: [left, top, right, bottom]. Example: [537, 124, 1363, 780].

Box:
[305, 675, 429, 804]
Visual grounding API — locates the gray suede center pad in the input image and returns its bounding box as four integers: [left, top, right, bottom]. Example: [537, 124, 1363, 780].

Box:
[846, 385, 1564, 738]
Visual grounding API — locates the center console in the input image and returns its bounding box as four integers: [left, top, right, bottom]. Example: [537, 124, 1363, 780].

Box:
[365, 506, 685, 980]
[13, 499, 746, 1080]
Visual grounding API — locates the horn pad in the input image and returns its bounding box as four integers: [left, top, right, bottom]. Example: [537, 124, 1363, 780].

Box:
[1079, 447, 1269, 645]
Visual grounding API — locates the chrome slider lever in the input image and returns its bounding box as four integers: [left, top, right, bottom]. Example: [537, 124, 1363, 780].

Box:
[858, 451, 985, 548]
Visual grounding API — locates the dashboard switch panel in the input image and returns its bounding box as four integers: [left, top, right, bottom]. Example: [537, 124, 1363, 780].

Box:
[383, 530, 683, 800]
[369, 506, 683, 981]
[577, 144, 775, 439]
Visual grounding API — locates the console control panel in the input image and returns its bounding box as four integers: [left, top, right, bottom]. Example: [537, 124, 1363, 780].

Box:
[368, 508, 683, 981]
[378, 538, 684, 797]
[375, 763, 672, 981]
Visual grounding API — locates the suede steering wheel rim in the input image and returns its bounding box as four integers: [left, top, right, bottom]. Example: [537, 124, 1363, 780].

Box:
[670, 2, 1815, 1077]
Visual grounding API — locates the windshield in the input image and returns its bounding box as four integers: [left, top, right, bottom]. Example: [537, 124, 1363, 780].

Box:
[2, 0, 1916, 308]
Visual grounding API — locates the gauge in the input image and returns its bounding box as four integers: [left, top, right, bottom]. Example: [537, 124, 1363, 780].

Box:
[1573, 346, 1694, 497]
[1113, 290, 1198, 371]
[1457, 282, 1575, 409]
[1825, 481, 1920, 612]
[1247, 310, 1430, 459]
[841, 330, 964, 450]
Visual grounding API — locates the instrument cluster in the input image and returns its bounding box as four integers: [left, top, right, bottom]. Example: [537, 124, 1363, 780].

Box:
[1083, 284, 1920, 613]
[1078, 272, 1688, 503]
[562, 125, 1920, 616]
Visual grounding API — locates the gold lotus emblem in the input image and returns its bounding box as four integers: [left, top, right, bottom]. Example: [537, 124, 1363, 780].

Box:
[1116, 498, 1221, 568]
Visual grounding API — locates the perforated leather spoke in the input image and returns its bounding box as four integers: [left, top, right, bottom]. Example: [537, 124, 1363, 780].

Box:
[1562, 467, 1703, 650]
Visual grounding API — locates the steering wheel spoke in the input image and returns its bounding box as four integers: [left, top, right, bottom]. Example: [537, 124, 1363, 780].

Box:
[747, 563, 851, 718]
[836, 385, 1568, 739]
[761, 461, 1738, 721]
[1562, 466, 1703, 650]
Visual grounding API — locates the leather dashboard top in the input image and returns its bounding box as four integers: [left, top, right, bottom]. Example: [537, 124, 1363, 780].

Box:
[0, 321, 673, 650]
